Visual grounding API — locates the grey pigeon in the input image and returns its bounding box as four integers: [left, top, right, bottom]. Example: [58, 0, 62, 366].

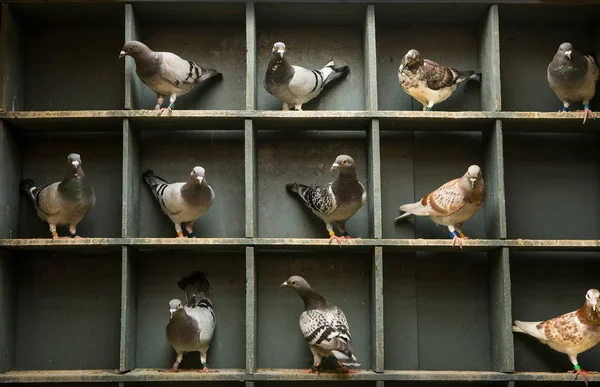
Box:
[395, 165, 485, 248]
[513, 289, 600, 386]
[282, 276, 360, 374]
[398, 49, 481, 111]
[119, 40, 221, 114]
[264, 42, 349, 111]
[547, 42, 599, 124]
[143, 167, 214, 238]
[20, 153, 95, 239]
[164, 271, 216, 373]
[286, 155, 366, 246]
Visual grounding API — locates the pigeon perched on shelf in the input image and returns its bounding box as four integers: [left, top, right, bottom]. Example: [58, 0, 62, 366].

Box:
[513, 289, 600, 386]
[547, 42, 599, 124]
[264, 42, 350, 111]
[163, 271, 216, 373]
[119, 40, 221, 114]
[142, 167, 215, 238]
[395, 165, 485, 248]
[20, 153, 95, 239]
[398, 49, 481, 111]
[286, 155, 366, 246]
[282, 275, 360, 374]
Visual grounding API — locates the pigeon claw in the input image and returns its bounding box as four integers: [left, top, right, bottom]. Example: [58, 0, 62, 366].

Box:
[328, 234, 343, 247]
[451, 235, 468, 249]
[583, 108, 594, 124]
[157, 107, 173, 116]
[569, 368, 597, 386]
[159, 367, 180, 373]
[201, 367, 217, 373]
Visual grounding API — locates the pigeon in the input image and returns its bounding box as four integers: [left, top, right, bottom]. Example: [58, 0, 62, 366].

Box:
[20, 153, 95, 239]
[142, 167, 215, 238]
[264, 42, 350, 111]
[286, 155, 366, 246]
[282, 275, 360, 374]
[163, 271, 216, 373]
[547, 42, 599, 124]
[395, 165, 485, 248]
[513, 289, 600, 386]
[398, 49, 481, 111]
[119, 40, 221, 114]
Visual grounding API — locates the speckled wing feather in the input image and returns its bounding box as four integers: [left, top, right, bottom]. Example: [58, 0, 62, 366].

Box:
[537, 312, 588, 346]
[300, 306, 352, 348]
[421, 178, 468, 216]
[290, 183, 337, 216]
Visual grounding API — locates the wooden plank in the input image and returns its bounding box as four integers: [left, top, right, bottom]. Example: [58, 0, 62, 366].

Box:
[245, 119, 257, 237]
[122, 119, 141, 238]
[0, 121, 21, 239]
[124, 4, 142, 110]
[371, 246, 384, 372]
[479, 4, 501, 111]
[120, 246, 137, 372]
[368, 119, 383, 239]
[489, 248, 514, 372]
[0, 4, 24, 112]
[246, 1, 256, 110]
[483, 120, 507, 239]
[246, 246, 257, 374]
[0, 250, 16, 373]
[364, 5, 378, 111]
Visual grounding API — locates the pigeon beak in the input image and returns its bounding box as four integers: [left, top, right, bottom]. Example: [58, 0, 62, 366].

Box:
[331, 163, 340, 172]
[281, 281, 289, 288]
[169, 308, 176, 317]
[565, 50, 572, 60]
[277, 49, 284, 58]
[72, 161, 80, 168]
[469, 177, 476, 188]
[197, 176, 203, 184]
[119, 50, 126, 59]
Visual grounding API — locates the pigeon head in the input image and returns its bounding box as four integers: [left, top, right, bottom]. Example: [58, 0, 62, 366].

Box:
[281, 275, 310, 290]
[403, 49, 423, 68]
[282, 275, 327, 308]
[586, 289, 600, 312]
[330, 155, 355, 172]
[169, 298, 183, 317]
[557, 42, 574, 60]
[119, 40, 151, 59]
[190, 166, 206, 185]
[465, 165, 482, 188]
[67, 153, 82, 169]
[272, 42, 286, 58]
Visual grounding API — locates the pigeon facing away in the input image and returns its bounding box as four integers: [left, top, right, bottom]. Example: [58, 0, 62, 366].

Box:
[119, 40, 221, 114]
[264, 42, 350, 111]
[286, 155, 366, 246]
[20, 153, 95, 239]
[398, 49, 481, 111]
[547, 42, 599, 124]
[163, 271, 216, 373]
[513, 289, 600, 386]
[282, 276, 360, 373]
[143, 167, 215, 238]
[395, 165, 485, 248]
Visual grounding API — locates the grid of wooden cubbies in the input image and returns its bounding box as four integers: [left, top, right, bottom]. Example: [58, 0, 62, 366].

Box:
[1, 1, 600, 386]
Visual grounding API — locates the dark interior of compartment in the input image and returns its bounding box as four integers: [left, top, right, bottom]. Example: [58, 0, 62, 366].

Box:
[511, 251, 600, 372]
[256, 251, 371, 370]
[139, 130, 245, 238]
[13, 251, 121, 370]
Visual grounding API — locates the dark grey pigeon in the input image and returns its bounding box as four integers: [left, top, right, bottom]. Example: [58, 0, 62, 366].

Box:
[282, 275, 360, 373]
[264, 42, 349, 111]
[20, 153, 95, 239]
[548, 42, 599, 124]
[142, 166, 214, 238]
[286, 155, 366, 246]
[163, 271, 216, 373]
[119, 40, 221, 114]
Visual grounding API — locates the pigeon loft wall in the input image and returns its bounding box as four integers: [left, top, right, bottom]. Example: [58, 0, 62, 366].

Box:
[0, 1, 600, 387]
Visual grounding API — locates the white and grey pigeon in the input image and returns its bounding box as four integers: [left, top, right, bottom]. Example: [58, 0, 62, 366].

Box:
[264, 42, 350, 111]
[163, 271, 216, 373]
[513, 289, 600, 386]
[395, 165, 485, 248]
[398, 49, 481, 111]
[119, 40, 221, 114]
[286, 155, 366, 246]
[547, 42, 599, 124]
[282, 275, 360, 374]
[20, 153, 95, 239]
[142, 166, 215, 238]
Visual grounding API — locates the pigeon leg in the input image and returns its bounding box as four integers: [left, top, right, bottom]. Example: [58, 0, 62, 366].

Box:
[184, 222, 196, 238]
[560, 102, 570, 113]
[199, 350, 217, 373]
[174, 223, 185, 238]
[282, 103, 290, 111]
[568, 357, 597, 386]
[295, 104, 303, 111]
[448, 225, 466, 249]
[68, 224, 82, 239]
[155, 95, 164, 110]
[336, 360, 359, 374]
[302, 350, 322, 373]
[424, 102, 434, 111]
[583, 103, 594, 124]
[49, 224, 66, 239]
[159, 353, 183, 372]
[338, 222, 360, 240]
[158, 94, 175, 115]
[327, 223, 343, 247]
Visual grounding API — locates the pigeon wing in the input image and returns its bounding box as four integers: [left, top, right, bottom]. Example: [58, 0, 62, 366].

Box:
[421, 59, 460, 90]
[293, 183, 337, 216]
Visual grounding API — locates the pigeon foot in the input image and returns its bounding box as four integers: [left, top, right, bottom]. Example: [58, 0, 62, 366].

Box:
[201, 367, 218, 373]
[569, 368, 597, 386]
[584, 107, 594, 124]
[328, 234, 343, 247]
[159, 367, 180, 373]
[302, 364, 320, 374]
[451, 235, 468, 249]
[157, 107, 172, 116]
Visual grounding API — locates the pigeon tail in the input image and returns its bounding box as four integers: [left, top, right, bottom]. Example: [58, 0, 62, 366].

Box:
[20, 179, 38, 202]
[197, 68, 222, 83]
[398, 201, 431, 217]
[323, 62, 350, 87]
[177, 271, 211, 306]
[331, 349, 360, 367]
[286, 183, 299, 193]
[512, 320, 545, 340]
[394, 212, 413, 222]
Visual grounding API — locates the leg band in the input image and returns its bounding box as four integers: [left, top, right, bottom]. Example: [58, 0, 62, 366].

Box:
[51, 231, 59, 237]
[187, 232, 195, 238]
[70, 233, 80, 238]
[342, 231, 349, 237]
[177, 231, 184, 237]
[458, 232, 466, 238]
[449, 230, 459, 238]
[329, 230, 335, 237]
[562, 106, 569, 112]
[584, 104, 590, 109]
[574, 364, 581, 371]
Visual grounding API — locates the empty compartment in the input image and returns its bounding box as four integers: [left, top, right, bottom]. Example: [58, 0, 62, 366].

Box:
[135, 250, 245, 370]
[257, 127, 370, 239]
[136, 123, 245, 238]
[257, 251, 371, 370]
[376, 4, 488, 111]
[511, 251, 600, 373]
[255, 383, 376, 387]
[380, 125, 487, 240]
[504, 131, 600, 240]
[9, 251, 121, 370]
[7, 3, 124, 111]
[255, 3, 366, 111]
[131, 3, 246, 110]
[384, 251, 492, 371]
[7, 122, 123, 239]
[124, 384, 242, 387]
[499, 4, 600, 112]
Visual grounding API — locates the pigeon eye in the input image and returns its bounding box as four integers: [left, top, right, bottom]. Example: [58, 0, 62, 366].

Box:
[291, 280, 296, 286]
[342, 160, 348, 165]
